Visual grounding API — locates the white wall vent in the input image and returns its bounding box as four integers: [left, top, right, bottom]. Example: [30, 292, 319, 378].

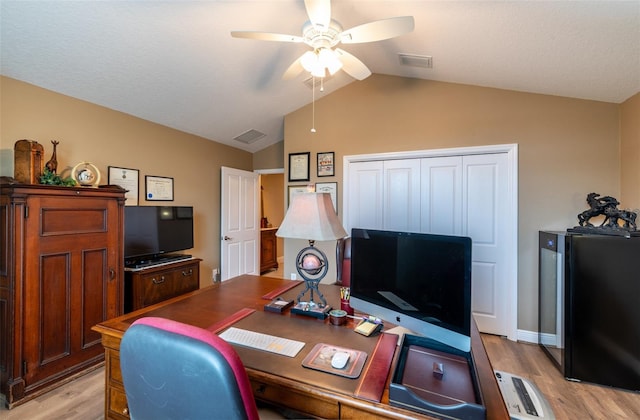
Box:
[398, 53, 433, 68]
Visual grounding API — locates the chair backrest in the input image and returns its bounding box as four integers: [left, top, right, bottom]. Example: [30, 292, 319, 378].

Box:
[120, 317, 259, 420]
[336, 237, 351, 286]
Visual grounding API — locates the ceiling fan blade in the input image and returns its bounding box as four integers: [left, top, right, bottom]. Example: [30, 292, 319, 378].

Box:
[341, 16, 415, 44]
[335, 48, 371, 80]
[231, 31, 303, 43]
[283, 55, 305, 80]
[304, 0, 331, 30]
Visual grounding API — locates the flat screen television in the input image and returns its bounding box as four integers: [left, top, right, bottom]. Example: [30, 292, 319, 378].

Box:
[349, 228, 472, 352]
[124, 206, 194, 264]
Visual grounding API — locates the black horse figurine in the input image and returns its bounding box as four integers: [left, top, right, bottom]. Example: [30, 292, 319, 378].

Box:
[577, 192, 637, 231]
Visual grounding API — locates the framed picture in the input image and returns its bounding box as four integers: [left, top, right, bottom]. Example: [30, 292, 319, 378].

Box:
[145, 175, 174, 201]
[288, 152, 310, 182]
[315, 182, 337, 213]
[288, 184, 313, 207]
[317, 152, 335, 177]
[108, 166, 139, 206]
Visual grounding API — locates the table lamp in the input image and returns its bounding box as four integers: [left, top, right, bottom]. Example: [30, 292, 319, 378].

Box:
[276, 192, 347, 318]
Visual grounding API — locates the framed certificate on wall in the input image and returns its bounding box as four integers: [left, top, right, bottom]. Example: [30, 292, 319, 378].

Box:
[145, 175, 174, 201]
[288, 152, 310, 182]
[108, 166, 139, 205]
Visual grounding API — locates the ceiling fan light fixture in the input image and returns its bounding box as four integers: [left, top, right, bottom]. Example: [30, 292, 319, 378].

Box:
[301, 50, 319, 71]
[319, 48, 343, 75]
[301, 48, 342, 78]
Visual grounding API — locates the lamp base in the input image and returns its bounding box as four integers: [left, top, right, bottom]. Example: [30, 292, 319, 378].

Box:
[291, 302, 332, 319]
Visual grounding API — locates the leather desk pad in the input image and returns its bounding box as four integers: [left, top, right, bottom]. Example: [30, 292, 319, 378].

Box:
[227, 310, 385, 397]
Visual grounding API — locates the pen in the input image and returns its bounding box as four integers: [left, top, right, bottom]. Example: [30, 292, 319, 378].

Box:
[347, 315, 383, 324]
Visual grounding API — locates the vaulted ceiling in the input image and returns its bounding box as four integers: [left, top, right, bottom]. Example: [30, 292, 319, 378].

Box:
[2, 1, 639, 153]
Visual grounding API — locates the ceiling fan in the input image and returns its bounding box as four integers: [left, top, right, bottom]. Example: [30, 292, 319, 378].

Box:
[231, 0, 414, 81]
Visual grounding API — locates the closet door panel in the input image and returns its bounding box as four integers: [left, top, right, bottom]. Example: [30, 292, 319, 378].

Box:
[462, 153, 509, 335]
[383, 159, 421, 232]
[346, 161, 383, 230]
[420, 156, 462, 235]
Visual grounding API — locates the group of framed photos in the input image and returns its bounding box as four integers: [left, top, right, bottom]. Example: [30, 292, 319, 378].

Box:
[288, 151, 337, 213]
[108, 166, 174, 206]
[288, 151, 334, 182]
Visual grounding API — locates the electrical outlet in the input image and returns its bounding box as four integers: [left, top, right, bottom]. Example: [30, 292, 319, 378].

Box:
[212, 268, 219, 283]
[290, 273, 297, 280]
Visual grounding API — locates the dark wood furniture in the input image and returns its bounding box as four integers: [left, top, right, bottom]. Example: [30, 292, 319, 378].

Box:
[260, 228, 278, 273]
[124, 258, 201, 312]
[0, 179, 126, 408]
[93, 275, 509, 420]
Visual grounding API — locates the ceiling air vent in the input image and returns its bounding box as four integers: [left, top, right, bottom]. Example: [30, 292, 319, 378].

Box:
[303, 74, 335, 90]
[398, 53, 433, 68]
[234, 129, 266, 144]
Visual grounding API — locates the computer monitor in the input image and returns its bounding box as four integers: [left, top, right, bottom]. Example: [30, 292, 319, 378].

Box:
[349, 228, 472, 352]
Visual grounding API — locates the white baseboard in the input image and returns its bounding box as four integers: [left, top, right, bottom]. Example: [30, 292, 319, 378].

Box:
[517, 329, 540, 344]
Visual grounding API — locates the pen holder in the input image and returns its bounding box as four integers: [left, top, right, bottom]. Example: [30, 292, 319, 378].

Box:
[340, 298, 354, 316]
[339, 287, 354, 315]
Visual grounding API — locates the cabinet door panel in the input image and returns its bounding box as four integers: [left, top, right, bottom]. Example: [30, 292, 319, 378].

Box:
[39, 253, 71, 364]
[82, 248, 109, 349]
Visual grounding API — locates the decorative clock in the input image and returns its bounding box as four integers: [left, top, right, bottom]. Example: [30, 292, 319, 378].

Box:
[71, 162, 101, 187]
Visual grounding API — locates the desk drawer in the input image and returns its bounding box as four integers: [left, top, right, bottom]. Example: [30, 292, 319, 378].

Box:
[251, 380, 339, 419]
[109, 353, 123, 386]
[108, 387, 130, 419]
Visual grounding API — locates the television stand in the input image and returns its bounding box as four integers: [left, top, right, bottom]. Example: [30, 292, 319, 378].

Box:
[124, 257, 201, 312]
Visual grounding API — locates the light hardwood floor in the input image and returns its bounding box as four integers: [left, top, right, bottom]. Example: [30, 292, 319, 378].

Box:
[1, 334, 638, 419]
[483, 334, 640, 419]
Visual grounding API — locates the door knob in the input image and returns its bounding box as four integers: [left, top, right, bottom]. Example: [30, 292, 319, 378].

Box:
[223, 236, 232, 240]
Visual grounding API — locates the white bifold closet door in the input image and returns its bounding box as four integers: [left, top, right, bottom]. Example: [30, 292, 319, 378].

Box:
[346, 152, 509, 336]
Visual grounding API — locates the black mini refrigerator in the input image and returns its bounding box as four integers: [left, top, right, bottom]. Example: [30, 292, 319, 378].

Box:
[539, 231, 640, 392]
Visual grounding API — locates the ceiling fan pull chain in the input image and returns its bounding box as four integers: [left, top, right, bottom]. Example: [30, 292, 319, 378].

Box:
[311, 76, 317, 133]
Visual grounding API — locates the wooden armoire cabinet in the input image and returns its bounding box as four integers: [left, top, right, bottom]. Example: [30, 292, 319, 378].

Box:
[0, 178, 126, 408]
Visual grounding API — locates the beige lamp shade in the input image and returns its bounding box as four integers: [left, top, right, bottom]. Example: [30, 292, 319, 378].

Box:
[276, 193, 347, 241]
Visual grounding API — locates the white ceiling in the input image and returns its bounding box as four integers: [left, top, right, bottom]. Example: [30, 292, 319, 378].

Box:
[1, 1, 639, 153]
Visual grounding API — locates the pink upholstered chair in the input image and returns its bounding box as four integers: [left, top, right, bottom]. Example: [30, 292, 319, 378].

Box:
[120, 317, 261, 420]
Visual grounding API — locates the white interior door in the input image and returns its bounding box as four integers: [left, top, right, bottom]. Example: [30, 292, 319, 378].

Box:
[220, 167, 259, 281]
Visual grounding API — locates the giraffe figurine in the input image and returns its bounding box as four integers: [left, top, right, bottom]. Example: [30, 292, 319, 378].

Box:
[45, 140, 59, 174]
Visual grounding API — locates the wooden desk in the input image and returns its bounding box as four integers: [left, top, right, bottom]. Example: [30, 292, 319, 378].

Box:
[93, 275, 509, 420]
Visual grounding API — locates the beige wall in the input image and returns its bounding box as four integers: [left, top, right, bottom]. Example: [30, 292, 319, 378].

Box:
[0, 76, 253, 286]
[255, 141, 286, 259]
[253, 140, 284, 170]
[620, 92, 640, 208]
[283, 74, 624, 334]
